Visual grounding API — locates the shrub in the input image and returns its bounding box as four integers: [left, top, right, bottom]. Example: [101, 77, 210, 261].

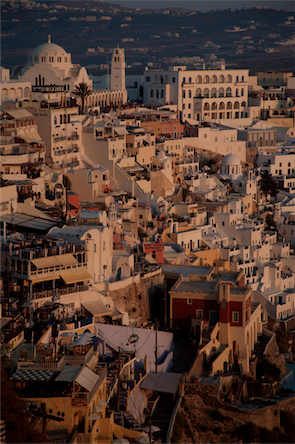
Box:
[236, 422, 260, 443]
[210, 408, 225, 422]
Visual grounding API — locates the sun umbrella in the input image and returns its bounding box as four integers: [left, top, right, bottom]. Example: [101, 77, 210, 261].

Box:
[99, 400, 107, 406]
[136, 436, 150, 443]
[143, 426, 161, 433]
[60, 331, 76, 337]
[111, 439, 130, 444]
[88, 413, 99, 420]
[93, 405, 103, 412]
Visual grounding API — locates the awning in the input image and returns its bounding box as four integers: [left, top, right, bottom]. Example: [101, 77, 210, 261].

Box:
[31, 274, 61, 284]
[58, 254, 78, 266]
[3, 179, 37, 186]
[31, 256, 60, 269]
[140, 371, 181, 396]
[18, 131, 43, 144]
[81, 299, 113, 317]
[0, 210, 57, 231]
[60, 270, 92, 284]
[31, 254, 78, 269]
[55, 365, 81, 382]
[76, 366, 99, 392]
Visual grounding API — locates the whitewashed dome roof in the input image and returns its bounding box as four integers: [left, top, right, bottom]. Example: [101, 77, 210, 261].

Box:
[221, 153, 241, 166]
[31, 35, 68, 56]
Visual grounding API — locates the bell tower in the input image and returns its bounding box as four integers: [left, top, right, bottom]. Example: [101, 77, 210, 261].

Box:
[110, 46, 125, 91]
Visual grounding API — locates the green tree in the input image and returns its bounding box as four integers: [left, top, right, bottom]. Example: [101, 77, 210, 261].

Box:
[260, 170, 278, 198]
[72, 82, 93, 114]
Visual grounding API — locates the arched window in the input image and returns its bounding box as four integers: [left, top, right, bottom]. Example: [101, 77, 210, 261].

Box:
[226, 102, 232, 109]
[241, 101, 246, 107]
[211, 88, 217, 98]
[160, 75, 163, 84]
[204, 88, 209, 98]
[218, 87, 224, 97]
[226, 87, 232, 97]
[241, 88, 244, 96]
[196, 75, 202, 84]
[211, 75, 217, 83]
[211, 102, 217, 110]
[204, 102, 210, 111]
[150, 89, 154, 98]
[219, 102, 225, 110]
[204, 75, 210, 84]
[156, 89, 159, 98]
[219, 75, 225, 83]
[226, 75, 232, 83]
[234, 102, 240, 109]
[161, 89, 164, 98]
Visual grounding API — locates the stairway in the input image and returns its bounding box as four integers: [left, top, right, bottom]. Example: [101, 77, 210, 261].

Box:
[150, 393, 173, 443]
[168, 334, 197, 374]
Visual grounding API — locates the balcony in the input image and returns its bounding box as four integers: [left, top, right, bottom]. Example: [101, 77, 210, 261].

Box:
[53, 136, 68, 142]
[68, 134, 79, 141]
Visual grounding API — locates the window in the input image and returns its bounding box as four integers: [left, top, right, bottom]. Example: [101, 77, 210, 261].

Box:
[183, 104, 185, 109]
[232, 312, 239, 323]
[188, 103, 191, 109]
[188, 298, 192, 304]
[103, 242, 105, 250]
[94, 244, 96, 252]
[183, 77, 186, 83]
[183, 91, 186, 99]
[188, 114, 191, 118]
[172, 77, 175, 83]
[197, 310, 202, 319]
[147, 76, 150, 82]
[189, 77, 192, 83]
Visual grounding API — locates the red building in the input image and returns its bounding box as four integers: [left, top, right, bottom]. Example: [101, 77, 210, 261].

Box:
[166, 266, 248, 330]
[66, 191, 79, 218]
[160, 120, 184, 139]
[143, 241, 164, 264]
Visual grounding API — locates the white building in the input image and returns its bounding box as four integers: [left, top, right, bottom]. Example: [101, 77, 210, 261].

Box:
[15, 36, 127, 110]
[49, 225, 113, 285]
[0, 67, 31, 105]
[143, 65, 250, 126]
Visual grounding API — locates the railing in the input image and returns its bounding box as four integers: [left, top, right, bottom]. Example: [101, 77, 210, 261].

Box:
[30, 262, 88, 280]
[53, 136, 68, 142]
[29, 284, 89, 300]
[17, 346, 95, 371]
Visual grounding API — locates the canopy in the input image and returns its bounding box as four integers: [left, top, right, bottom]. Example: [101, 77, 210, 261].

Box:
[72, 332, 94, 346]
[81, 299, 113, 317]
[31, 254, 78, 269]
[31, 274, 61, 284]
[55, 365, 81, 382]
[60, 270, 92, 284]
[140, 371, 181, 396]
[76, 366, 99, 392]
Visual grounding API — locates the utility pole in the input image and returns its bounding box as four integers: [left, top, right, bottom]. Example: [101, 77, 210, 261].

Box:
[116, 347, 122, 411]
[155, 319, 158, 374]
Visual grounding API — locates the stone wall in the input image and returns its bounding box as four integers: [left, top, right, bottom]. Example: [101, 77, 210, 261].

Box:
[108, 273, 164, 326]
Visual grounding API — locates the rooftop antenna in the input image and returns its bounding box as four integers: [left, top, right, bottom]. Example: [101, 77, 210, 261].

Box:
[48, 34, 51, 43]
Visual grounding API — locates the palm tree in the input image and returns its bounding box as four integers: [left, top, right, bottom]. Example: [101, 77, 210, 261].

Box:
[72, 82, 93, 114]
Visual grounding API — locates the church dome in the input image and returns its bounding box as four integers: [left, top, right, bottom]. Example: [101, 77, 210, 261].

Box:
[26, 35, 72, 70]
[221, 153, 241, 167]
[33, 42, 66, 56]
